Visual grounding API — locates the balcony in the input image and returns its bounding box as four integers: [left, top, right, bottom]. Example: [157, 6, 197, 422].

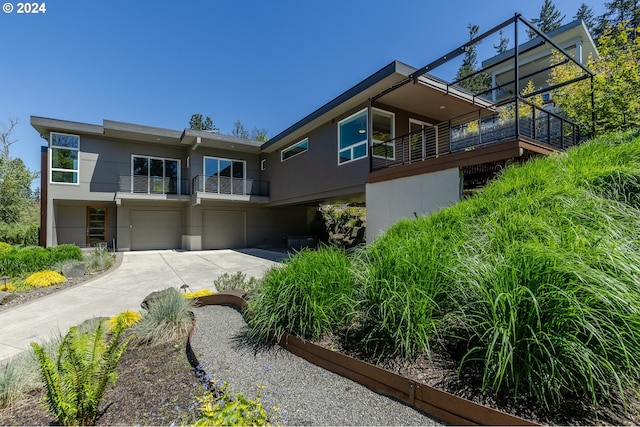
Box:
[191, 175, 269, 203]
[371, 97, 581, 173]
[116, 176, 190, 203]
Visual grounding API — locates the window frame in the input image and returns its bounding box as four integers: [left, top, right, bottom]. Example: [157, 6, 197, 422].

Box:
[281, 137, 309, 162]
[371, 108, 395, 160]
[203, 156, 247, 195]
[50, 132, 80, 185]
[130, 154, 181, 194]
[337, 108, 368, 165]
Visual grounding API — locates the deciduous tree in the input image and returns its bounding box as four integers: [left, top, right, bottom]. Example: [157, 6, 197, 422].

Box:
[549, 23, 640, 134]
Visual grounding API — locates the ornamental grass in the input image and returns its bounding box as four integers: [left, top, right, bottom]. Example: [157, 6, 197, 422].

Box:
[24, 270, 66, 288]
[246, 129, 640, 409]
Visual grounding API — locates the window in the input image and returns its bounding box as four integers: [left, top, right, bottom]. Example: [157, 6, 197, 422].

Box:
[281, 138, 309, 161]
[50, 132, 79, 184]
[371, 109, 395, 159]
[131, 155, 180, 194]
[203, 156, 246, 195]
[338, 109, 368, 165]
[260, 159, 266, 171]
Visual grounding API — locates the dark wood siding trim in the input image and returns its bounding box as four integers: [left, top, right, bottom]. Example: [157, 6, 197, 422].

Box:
[40, 146, 48, 247]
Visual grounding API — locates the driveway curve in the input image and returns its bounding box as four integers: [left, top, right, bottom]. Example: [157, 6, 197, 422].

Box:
[0, 249, 285, 362]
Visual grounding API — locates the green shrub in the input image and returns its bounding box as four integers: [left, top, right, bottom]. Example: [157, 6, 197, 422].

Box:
[246, 248, 356, 342]
[31, 319, 133, 426]
[213, 272, 259, 294]
[0, 242, 13, 256]
[0, 223, 38, 246]
[0, 244, 81, 277]
[132, 288, 194, 345]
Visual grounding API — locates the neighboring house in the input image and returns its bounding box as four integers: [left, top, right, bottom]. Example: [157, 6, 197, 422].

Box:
[33, 15, 598, 251]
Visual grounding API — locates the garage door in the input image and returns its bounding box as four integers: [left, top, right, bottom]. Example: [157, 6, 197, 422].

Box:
[131, 210, 182, 250]
[202, 210, 245, 249]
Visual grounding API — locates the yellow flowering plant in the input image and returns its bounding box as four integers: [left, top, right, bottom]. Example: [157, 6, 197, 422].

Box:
[25, 271, 66, 288]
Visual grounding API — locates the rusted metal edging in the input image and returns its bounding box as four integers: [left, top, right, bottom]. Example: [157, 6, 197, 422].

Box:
[189, 293, 538, 426]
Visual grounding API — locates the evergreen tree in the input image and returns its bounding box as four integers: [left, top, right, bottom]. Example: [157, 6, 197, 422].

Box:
[528, 0, 565, 39]
[189, 113, 219, 132]
[575, 3, 597, 33]
[231, 120, 250, 138]
[493, 30, 509, 54]
[454, 24, 491, 95]
[594, 0, 639, 39]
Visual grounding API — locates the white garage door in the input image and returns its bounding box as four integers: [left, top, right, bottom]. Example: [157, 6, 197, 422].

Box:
[131, 210, 182, 250]
[202, 210, 245, 249]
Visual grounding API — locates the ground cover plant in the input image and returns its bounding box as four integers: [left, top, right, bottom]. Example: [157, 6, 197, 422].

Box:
[246, 129, 640, 413]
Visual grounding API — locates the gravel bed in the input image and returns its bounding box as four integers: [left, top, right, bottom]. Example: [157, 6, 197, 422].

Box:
[190, 305, 442, 426]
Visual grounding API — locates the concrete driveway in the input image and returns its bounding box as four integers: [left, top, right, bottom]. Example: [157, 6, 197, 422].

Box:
[0, 248, 286, 362]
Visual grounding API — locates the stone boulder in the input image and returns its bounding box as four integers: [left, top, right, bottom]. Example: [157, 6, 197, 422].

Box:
[62, 262, 86, 278]
[141, 288, 179, 310]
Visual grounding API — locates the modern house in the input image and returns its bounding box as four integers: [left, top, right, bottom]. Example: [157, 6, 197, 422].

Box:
[33, 14, 597, 251]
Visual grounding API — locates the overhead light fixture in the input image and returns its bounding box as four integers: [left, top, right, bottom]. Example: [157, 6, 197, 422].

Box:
[440, 105, 446, 109]
[358, 129, 366, 134]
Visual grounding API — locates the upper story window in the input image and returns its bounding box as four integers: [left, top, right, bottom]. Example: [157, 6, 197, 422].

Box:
[338, 109, 368, 165]
[50, 132, 79, 184]
[131, 155, 180, 194]
[203, 156, 246, 195]
[372, 109, 395, 159]
[281, 138, 309, 161]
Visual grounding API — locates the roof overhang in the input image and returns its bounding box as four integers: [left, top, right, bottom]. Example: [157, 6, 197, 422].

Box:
[31, 116, 104, 140]
[261, 61, 416, 154]
[180, 129, 262, 153]
[375, 74, 494, 123]
[31, 116, 263, 151]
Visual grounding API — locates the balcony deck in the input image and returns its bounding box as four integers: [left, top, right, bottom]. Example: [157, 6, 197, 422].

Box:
[370, 97, 581, 184]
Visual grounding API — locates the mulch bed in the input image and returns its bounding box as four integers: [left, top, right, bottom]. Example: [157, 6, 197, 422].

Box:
[0, 337, 203, 426]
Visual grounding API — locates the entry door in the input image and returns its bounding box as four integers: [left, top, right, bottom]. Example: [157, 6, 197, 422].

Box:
[409, 119, 436, 162]
[86, 206, 108, 245]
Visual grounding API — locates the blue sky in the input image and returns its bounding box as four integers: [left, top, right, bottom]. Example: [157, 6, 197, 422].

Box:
[1, 0, 605, 176]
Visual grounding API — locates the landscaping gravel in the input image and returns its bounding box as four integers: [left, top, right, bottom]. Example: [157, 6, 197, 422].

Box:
[190, 305, 442, 426]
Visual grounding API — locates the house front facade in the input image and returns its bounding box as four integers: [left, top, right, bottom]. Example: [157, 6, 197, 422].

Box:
[33, 15, 597, 251]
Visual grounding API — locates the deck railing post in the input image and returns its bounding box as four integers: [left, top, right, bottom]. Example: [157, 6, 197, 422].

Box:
[547, 109, 551, 145]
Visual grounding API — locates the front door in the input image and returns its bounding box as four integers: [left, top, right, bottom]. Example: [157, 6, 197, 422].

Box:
[86, 206, 108, 246]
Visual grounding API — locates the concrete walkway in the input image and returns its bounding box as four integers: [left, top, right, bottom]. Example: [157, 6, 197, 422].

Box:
[0, 249, 286, 362]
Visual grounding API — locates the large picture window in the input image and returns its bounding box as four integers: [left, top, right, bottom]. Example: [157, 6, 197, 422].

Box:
[338, 109, 368, 165]
[371, 109, 395, 159]
[131, 155, 180, 194]
[50, 132, 79, 184]
[204, 156, 246, 195]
